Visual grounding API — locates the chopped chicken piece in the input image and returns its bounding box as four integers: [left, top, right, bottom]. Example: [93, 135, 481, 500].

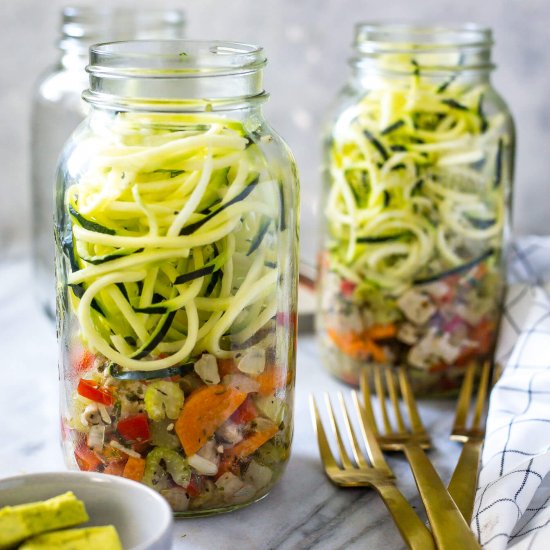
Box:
[215, 472, 245, 500]
[238, 347, 266, 375]
[397, 290, 436, 325]
[397, 323, 419, 345]
[197, 439, 219, 465]
[216, 421, 243, 445]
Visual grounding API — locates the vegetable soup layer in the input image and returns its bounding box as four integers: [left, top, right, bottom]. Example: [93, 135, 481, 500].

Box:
[319, 67, 512, 394]
[58, 113, 295, 514]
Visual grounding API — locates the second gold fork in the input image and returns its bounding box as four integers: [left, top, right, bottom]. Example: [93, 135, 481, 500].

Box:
[360, 367, 481, 550]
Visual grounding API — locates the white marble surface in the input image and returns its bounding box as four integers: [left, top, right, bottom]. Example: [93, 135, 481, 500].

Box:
[0, 256, 461, 550]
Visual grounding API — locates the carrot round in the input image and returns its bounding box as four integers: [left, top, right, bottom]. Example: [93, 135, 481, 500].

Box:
[366, 324, 397, 340]
[176, 385, 247, 456]
[224, 421, 279, 461]
[122, 456, 146, 482]
[255, 365, 289, 396]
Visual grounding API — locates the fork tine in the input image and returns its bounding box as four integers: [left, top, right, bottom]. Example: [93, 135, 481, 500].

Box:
[398, 367, 427, 436]
[324, 393, 354, 469]
[472, 361, 491, 430]
[309, 395, 338, 470]
[352, 390, 392, 476]
[373, 366, 393, 434]
[385, 369, 407, 433]
[338, 392, 368, 468]
[452, 362, 476, 432]
[360, 368, 380, 436]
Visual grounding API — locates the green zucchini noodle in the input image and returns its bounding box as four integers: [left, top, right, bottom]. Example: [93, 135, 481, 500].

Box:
[326, 74, 510, 291]
[64, 113, 281, 372]
[320, 55, 512, 393]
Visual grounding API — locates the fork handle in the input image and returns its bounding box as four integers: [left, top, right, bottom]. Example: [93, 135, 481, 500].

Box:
[404, 443, 481, 550]
[448, 439, 483, 524]
[377, 483, 436, 550]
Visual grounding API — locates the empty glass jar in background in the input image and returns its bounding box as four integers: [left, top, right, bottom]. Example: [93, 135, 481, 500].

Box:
[317, 24, 514, 395]
[31, 7, 185, 318]
[55, 40, 299, 515]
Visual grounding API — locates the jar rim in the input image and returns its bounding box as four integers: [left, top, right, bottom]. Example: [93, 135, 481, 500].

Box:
[354, 22, 493, 53]
[60, 7, 185, 51]
[84, 40, 268, 111]
[351, 22, 494, 74]
[88, 40, 267, 78]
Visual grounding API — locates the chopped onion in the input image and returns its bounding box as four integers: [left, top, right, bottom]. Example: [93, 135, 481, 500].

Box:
[97, 404, 112, 425]
[215, 472, 244, 499]
[188, 453, 218, 476]
[194, 354, 221, 385]
[160, 488, 190, 512]
[237, 347, 266, 375]
[244, 460, 273, 490]
[87, 425, 105, 451]
[232, 483, 256, 504]
[109, 439, 141, 458]
[222, 373, 259, 394]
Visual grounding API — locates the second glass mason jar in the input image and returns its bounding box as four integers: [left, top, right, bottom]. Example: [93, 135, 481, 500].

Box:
[32, 7, 185, 318]
[317, 24, 514, 395]
[55, 40, 299, 515]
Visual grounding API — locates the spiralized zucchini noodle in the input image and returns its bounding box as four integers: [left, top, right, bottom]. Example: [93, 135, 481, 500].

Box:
[64, 113, 281, 372]
[326, 65, 509, 291]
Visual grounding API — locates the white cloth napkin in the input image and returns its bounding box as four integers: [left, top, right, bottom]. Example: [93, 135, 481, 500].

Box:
[472, 274, 550, 549]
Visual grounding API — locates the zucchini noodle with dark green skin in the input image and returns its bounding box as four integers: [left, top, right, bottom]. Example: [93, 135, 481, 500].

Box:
[327, 79, 507, 288]
[320, 60, 511, 392]
[65, 113, 280, 372]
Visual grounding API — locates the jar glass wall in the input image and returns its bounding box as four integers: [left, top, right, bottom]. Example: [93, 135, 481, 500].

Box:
[317, 24, 514, 395]
[31, 7, 185, 318]
[55, 41, 299, 515]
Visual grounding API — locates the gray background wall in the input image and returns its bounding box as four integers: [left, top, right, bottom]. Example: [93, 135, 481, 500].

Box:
[1, 0, 549, 265]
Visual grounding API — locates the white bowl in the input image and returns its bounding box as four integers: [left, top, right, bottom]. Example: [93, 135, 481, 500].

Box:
[0, 472, 173, 550]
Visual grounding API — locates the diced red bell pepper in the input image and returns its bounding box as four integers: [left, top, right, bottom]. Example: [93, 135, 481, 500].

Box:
[230, 397, 258, 425]
[117, 413, 151, 443]
[74, 444, 102, 472]
[185, 473, 203, 498]
[73, 350, 96, 375]
[215, 455, 239, 479]
[340, 279, 357, 298]
[77, 378, 114, 406]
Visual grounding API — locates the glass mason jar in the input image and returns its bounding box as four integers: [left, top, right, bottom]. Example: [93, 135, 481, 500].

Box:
[317, 24, 514, 395]
[54, 40, 299, 516]
[31, 7, 185, 318]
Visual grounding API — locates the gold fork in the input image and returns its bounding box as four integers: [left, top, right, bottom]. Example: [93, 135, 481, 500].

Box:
[448, 361, 495, 523]
[310, 393, 436, 550]
[361, 366, 431, 450]
[360, 367, 482, 550]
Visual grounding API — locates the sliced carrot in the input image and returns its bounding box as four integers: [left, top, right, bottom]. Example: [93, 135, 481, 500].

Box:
[104, 460, 127, 477]
[328, 328, 387, 362]
[224, 421, 279, 462]
[363, 339, 386, 363]
[218, 358, 239, 377]
[122, 456, 146, 482]
[74, 444, 102, 472]
[255, 365, 289, 396]
[175, 385, 247, 456]
[366, 324, 397, 340]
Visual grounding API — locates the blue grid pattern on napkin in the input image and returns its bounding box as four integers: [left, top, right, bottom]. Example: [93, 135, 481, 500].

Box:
[472, 238, 550, 550]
